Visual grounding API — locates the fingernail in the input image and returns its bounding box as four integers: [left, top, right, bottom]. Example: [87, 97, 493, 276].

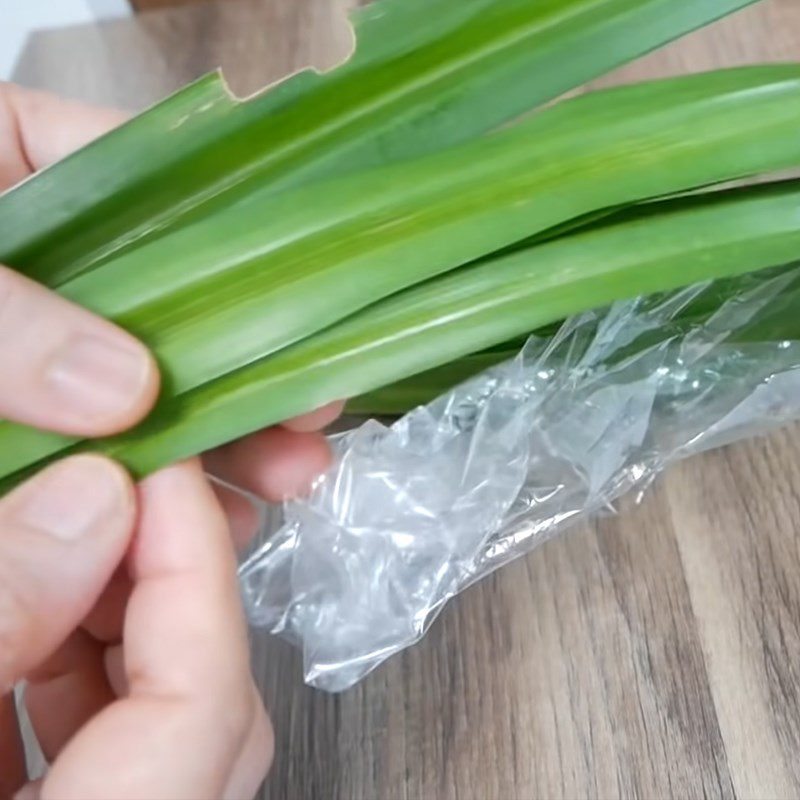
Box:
[15, 457, 128, 541]
[45, 334, 151, 422]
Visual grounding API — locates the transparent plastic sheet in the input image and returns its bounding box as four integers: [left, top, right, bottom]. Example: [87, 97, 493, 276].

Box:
[238, 264, 800, 692]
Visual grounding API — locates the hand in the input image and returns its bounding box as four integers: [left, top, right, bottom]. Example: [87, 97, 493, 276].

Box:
[0, 83, 343, 798]
[0, 82, 344, 512]
[0, 457, 272, 799]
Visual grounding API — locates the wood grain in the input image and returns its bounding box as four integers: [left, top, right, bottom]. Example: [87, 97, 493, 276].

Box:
[11, 1, 800, 797]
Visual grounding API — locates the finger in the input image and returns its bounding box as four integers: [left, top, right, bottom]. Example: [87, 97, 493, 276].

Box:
[0, 266, 159, 436]
[0, 455, 135, 691]
[43, 460, 272, 800]
[80, 567, 131, 644]
[13, 779, 42, 800]
[25, 566, 130, 762]
[222, 685, 274, 800]
[280, 400, 345, 433]
[0, 83, 127, 191]
[103, 644, 126, 699]
[24, 566, 131, 761]
[212, 482, 262, 551]
[24, 631, 113, 762]
[22, 568, 133, 761]
[204, 427, 332, 503]
[0, 693, 26, 798]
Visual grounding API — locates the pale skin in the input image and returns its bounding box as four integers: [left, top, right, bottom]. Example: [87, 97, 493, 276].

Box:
[0, 83, 344, 800]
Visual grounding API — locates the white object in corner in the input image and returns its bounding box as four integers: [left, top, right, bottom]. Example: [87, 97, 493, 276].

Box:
[1, 0, 132, 80]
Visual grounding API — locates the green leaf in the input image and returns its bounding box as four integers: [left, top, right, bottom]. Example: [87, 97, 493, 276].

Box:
[0, 0, 759, 286]
[348, 264, 800, 416]
[4, 177, 800, 488]
[5, 65, 800, 479]
[346, 350, 522, 415]
[55, 65, 800, 401]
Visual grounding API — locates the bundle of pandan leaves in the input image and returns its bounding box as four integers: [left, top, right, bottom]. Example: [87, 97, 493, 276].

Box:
[1, 0, 799, 490]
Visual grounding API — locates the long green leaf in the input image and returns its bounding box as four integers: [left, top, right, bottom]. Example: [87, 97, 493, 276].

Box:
[4, 178, 800, 487]
[347, 350, 522, 415]
[0, 0, 759, 286]
[54, 66, 800, 400]
[4, 65, 800, 478]
[347, 264, 800, 416]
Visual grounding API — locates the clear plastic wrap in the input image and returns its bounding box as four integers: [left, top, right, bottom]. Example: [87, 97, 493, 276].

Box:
[238, 264, 800, 692]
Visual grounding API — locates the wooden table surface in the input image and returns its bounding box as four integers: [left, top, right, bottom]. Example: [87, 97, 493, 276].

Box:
[13, 1, 800, 797]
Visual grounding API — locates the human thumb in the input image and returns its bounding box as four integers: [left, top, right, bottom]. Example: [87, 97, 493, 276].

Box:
[0, 456, 135, 692]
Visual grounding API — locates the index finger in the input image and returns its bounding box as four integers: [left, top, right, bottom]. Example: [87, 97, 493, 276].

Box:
[0, 82, 127, 191]
[42, 459, 272, 800]
[0, 85, 159, 437]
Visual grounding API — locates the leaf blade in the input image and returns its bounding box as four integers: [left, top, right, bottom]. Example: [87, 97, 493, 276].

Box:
[0, 0, 760, 285]
[5, 177, 800, 485]
[58, 66, 800, 398]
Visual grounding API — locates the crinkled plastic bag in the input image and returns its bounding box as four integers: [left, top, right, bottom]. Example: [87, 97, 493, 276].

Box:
[238, 264, 800, 692]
